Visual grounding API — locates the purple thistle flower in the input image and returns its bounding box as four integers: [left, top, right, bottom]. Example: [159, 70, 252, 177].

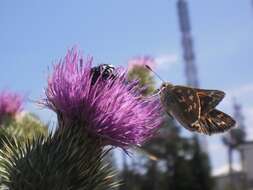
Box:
[0, 91, 23, 124]
[44, 48, 162, 148]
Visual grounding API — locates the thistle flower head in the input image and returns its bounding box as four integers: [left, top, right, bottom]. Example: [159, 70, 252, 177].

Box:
[0, 91, 23, 123]
[128, 56, 156, 70]
[44, 48, 162, 148]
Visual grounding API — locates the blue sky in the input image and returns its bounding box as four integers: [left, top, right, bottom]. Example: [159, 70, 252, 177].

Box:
[1, 0, 253, 175]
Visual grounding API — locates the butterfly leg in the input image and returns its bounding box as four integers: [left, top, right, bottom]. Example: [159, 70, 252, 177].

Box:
[166, 112, 174, 119]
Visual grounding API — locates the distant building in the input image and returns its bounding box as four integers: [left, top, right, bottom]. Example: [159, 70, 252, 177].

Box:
[214, 171, 244, 190]
[214, 141, 253, 190]
[239, 141, 253, 189]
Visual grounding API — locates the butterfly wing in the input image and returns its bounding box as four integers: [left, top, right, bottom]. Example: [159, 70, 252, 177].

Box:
[171, 85, 201, 124]
[191, 109, 236, 135]
[196, 89, 225, 114]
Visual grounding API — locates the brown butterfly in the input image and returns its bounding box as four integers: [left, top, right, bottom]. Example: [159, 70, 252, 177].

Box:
[160, 83, 236, 135]
[145, 65, 236, 135]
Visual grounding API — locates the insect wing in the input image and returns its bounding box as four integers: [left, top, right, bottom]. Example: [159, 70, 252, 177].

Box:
[171, 86, 201, 123]
[194, 109, 236, 135]
[196, 89, 225, 114]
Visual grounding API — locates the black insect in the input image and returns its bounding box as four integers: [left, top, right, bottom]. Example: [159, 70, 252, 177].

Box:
[91, 64, 116, 85]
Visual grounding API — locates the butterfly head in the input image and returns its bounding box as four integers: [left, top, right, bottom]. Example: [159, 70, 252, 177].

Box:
[160, 82, 173, 91]
[159, 82, 174, 102]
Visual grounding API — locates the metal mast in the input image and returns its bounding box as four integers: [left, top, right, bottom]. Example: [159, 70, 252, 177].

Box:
[233, 100, 245, 132]
[233, 100, 247, 189]
[176, 0, 208, 152]
[222, 100, 247, 189]
[177, 0, 199, 87]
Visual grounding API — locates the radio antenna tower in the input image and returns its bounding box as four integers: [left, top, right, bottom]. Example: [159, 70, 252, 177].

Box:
[176, 0, 208, 152]
[177, 0, 199, 87]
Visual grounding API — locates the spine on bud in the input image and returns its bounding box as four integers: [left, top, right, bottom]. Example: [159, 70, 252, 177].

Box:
[0, 123, 119, 190]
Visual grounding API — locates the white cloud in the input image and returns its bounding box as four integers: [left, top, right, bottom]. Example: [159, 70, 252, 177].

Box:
[222, 83, 253, 106]
[212, 162, 241, 176]
[154, 54, 178, 69]
[243, 107, 253, 140]
[221, 83, 253, 140]
[216, 83, 253, 118]
[209, 142, 223, 152]
[228, 83, 253, 98]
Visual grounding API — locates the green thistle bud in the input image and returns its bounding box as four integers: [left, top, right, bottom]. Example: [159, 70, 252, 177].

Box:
[0, 125, 119, 190]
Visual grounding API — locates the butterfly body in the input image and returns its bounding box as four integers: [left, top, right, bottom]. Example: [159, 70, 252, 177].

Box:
[160, 82, 236, 135]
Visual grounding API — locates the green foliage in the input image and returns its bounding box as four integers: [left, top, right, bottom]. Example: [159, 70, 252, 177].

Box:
[189, 136, 214, 190]
[127, 66, 156, 96]
[0, 125, 119, 190]
[120, 119, 214, 190]
[0, 113, 48, 146]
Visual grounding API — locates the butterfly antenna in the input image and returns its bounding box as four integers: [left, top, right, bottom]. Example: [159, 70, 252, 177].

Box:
[145, 65, 165, 83]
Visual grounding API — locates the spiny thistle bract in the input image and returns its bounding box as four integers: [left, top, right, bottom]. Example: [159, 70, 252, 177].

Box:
[0, 126, 119, 190]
